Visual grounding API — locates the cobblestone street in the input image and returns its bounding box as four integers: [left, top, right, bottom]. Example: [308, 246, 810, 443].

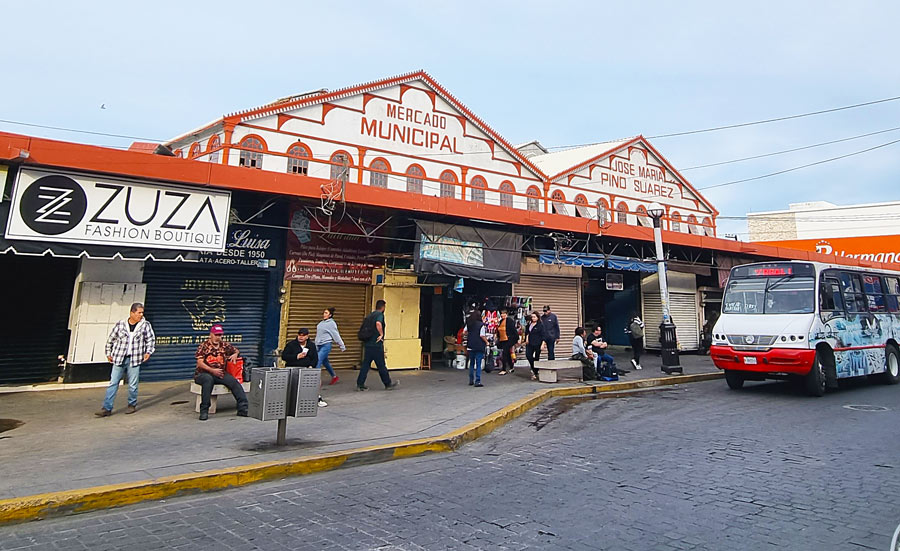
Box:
[4, 378, 900, 550]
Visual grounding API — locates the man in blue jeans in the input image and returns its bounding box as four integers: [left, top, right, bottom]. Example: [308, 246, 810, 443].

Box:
[357, 300, 398, 391]
[464, 308, 489, 387]
[95, 303, 156, 417]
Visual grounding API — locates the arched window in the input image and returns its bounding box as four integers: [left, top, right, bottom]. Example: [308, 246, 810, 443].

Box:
[670, 212, 681, 232]
[207, 135, 221, 164]
[702, 217, 714, 237]
[597, 198, 609, 224]
[574, 194, 591, 218]
[636, 205, 651, 227]
[687, 214, 700, 235]
[616, 202, 628, 224]
[440, 170, 457, 198]
[238, 136, 264, 168]
[469, 176, 487, 203]
[499, 181, 515, 208]
[330, 152, 351, 183]
[550, 190, 568, 216]
[286, 144, 310, 175]
[526, 186, 541, 212]
[174, 149, 183, 159]
[369, 159, 389, 188]
[189, 142, 201, 159]
[406, 165, 424, 194]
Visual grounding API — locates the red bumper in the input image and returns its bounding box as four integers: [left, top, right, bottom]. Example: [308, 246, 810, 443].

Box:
[710, 345, 816, 375]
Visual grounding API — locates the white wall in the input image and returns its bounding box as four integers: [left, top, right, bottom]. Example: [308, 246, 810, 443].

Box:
[748, 201, 900, 241]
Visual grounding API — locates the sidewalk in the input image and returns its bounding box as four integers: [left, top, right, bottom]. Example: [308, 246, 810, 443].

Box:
[0, 350, 719, 503]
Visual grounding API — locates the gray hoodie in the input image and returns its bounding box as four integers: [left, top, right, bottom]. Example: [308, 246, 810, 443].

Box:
[315, 318, 346, 351]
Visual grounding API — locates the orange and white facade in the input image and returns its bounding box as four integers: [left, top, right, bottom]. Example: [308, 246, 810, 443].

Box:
[164, 71, 716, 233]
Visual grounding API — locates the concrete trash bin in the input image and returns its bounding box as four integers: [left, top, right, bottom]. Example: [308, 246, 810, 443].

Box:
[248, 368, 289, 421]
[287, 367, 320, 418]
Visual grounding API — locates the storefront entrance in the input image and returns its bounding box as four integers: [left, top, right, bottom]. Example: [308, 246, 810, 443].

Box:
[282, 281, 369, 370]
[0, 255, 78, 384]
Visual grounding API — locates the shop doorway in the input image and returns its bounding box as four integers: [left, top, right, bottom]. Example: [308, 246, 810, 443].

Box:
[0, 255, 78, 384]
[582, 269, 642, 346]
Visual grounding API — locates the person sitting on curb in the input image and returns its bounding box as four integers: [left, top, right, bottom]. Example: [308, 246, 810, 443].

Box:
[194, 324, 248, 421]
[282, 327, 327, 407]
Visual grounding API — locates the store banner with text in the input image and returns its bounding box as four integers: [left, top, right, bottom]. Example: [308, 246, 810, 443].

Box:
[284, 207, 379, 283]
[199, 223, 282, 269]
[6, 168, 230, 252]
[414, 220, 522, 283]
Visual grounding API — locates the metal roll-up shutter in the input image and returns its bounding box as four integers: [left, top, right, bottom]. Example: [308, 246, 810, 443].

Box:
[513, 275, 582, 350]
[0, 256, 77, 384]
[284, 282, 368, 370]
[142, 264, 267, 381]
[641, 292, 700, 351]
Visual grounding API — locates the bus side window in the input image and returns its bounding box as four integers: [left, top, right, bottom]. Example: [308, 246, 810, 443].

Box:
[839, 272, 867, 313]
[886, 277, 900, 313]
[820, 278, 843, 312]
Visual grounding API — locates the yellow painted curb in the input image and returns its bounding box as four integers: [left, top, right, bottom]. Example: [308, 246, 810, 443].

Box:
[0, 371, 721, 524]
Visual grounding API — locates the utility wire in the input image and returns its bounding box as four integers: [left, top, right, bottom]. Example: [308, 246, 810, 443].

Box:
[680, 126, 900, 171]
[698, 137, 900, 191]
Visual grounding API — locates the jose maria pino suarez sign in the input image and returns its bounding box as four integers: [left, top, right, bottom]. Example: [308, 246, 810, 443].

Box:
[6, 168, 231, 252]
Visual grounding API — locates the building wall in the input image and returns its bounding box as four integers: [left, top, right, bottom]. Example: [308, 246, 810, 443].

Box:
[748, 201, 900, 242]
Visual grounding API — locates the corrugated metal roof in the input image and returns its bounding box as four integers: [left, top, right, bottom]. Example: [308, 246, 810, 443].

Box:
[528, 137, 636, 178]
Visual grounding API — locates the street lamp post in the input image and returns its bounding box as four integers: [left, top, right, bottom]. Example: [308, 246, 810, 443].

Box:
[647, 202, 682, 374]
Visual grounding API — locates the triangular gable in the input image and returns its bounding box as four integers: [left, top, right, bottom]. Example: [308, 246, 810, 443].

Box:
[543, 136, 717, 216]
[226, 70, 545, 180]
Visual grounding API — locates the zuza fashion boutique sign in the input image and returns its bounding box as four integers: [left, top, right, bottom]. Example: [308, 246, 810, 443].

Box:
[6, 168, 231, 252]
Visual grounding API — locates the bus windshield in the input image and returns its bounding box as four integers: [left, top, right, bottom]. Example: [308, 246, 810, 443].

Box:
[723, 276, 815, 314]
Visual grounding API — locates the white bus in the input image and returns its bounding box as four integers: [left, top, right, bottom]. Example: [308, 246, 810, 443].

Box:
[710, 260, 900, 396]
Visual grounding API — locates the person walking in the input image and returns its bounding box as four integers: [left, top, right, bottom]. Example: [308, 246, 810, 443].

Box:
[356, 300, 398, 391]
[626, 313, 645, 370]
[283, 327, 327, 407]
[464, 309, 489, 387]
[496, 308, 518, 376]
[524, 311, 546, 381]
[315, 307, 345, 385]
[95, 302, 155, 417]
[194, 324, 248, 420]
[541, 305, 560, 361]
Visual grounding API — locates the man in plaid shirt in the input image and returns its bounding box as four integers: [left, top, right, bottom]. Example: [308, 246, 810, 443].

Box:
[95, 302, 156, 417]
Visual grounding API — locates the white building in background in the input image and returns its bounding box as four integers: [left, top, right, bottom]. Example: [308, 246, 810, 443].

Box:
[749, 200, 900, 265]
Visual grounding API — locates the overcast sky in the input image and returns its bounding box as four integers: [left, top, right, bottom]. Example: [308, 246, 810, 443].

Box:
[3, 1, 899, 238]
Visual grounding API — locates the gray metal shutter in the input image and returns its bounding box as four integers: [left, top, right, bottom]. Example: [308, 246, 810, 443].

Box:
[642, 292, 700, 351]
[284, 282, 368, 370]
[0, 256, 77, 384]
[142, 264, 267, 381]
[513, 275, 582, 351]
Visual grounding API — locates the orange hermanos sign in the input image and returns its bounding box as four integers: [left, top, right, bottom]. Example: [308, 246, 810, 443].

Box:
[759, 235, 900, 265]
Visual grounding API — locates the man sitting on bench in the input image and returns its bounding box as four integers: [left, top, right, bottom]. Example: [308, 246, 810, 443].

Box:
[194, 324, 248, 421]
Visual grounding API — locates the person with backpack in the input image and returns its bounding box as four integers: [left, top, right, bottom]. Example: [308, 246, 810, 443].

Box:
[356, 300, 398, 391]
[571, 327, 597, 381]
[463, 308, 489, 387]
[626, 313, 645, 370]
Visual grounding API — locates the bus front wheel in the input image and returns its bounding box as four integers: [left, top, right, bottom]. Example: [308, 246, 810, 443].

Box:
[882, 344, 900, 385]
[805, 352, 827, 397]
[724, 370, 745, 390]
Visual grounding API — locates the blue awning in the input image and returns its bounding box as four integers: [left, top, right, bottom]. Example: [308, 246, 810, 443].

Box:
[537, 250, 657, 272]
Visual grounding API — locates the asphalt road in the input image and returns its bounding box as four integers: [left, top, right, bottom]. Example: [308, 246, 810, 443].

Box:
[3, 377, 900, 550]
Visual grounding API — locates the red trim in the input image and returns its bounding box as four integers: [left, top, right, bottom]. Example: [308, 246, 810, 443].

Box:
[833, 345, 884, 351]
[370, 157, 392, 172]
[238, 134, 268, 151]
[710, 345, 816, 375]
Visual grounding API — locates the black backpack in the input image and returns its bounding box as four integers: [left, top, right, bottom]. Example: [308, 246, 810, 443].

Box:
[357, 313, 377, 341]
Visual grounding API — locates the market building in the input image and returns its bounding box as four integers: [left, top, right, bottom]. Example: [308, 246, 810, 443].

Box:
[2, 71, 895, 385]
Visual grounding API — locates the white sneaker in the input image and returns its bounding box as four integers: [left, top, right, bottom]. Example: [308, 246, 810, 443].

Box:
[317, 397, 328, 407]
[631, 359, 642, 370]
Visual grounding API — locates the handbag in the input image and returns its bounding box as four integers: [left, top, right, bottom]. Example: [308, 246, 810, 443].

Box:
[226, 357, 244, 383]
